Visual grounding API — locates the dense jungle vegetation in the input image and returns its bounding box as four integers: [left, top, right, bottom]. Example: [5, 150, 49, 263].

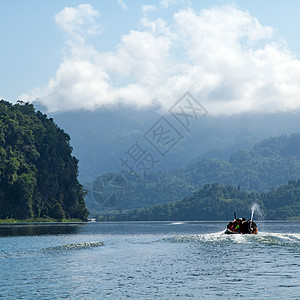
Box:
[0, 100, 88, 221]
[97, 180, 300, 221]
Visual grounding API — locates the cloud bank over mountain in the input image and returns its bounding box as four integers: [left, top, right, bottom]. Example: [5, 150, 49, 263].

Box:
[21, 4, 300, 115]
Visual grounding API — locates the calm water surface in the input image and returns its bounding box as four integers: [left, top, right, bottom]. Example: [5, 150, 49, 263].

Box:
[0, 221, 299, 299]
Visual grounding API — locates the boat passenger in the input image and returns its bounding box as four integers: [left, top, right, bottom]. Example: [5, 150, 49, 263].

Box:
[227, 222, 233, 229]
[240, 220, 251, 233]
[234, 223, 240, 232]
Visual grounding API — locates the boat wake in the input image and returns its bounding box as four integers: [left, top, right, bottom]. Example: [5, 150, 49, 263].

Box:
[44, 241, 104, 251]
[166, 231, 300, 246]
[253, 232, 300, 246]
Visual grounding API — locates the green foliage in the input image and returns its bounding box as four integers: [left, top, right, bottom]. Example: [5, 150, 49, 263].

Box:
[0, 100, 88, 221]
[101, 180, 300, 221]
[187, 133, 300, 192]
[87, 133, 300, 214]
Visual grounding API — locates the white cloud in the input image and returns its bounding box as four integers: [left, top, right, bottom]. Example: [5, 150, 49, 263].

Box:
[142, 5, 157, 14]
[118, 0, 127, 11]
[55, 4, 102, 43]
[21, 4, 300, 115]
[160, 0, 190, 8]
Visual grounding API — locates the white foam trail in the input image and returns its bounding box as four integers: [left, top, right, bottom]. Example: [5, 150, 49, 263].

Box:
[44, 241, 104, 250]
[255, 232, 300, 244]
[169, 231, 300, 246]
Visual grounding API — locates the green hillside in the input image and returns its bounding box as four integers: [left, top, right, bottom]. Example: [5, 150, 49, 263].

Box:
[188, 133, 300, 192]
[0, 100, 88, 221]
[86, 133, 300, 213]
[99, 180, 300, 221]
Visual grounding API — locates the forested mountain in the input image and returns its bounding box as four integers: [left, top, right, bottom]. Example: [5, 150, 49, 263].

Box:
[187, 133, 300, 192]
[0, 100, 88, 220]
[86, 133, 300, 213]
[98, 180, 300, 221]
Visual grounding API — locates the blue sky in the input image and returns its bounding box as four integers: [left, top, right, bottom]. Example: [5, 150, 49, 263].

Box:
[1, 0, 300, 115]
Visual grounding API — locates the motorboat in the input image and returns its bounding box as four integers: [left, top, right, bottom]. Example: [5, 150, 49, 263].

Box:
[225, 217, 258, 234]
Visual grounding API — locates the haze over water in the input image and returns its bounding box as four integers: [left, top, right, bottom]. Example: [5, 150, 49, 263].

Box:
[0, 221, 299, 299]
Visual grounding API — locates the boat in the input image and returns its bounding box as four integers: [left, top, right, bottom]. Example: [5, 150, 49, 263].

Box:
[225, 216, 258, 234]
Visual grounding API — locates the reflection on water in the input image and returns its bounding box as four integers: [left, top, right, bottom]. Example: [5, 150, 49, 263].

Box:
[0, 223, 82, 237]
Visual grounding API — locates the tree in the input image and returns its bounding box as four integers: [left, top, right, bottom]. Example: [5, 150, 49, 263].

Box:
[0, 100, 88, 220]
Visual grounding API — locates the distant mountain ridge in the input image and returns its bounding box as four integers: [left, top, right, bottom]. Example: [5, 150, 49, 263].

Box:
[86, 133, 300, 214]
[187, 133, 300, 192]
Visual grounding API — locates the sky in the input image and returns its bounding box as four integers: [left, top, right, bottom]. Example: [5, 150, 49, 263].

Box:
[1, 0, 300, 115]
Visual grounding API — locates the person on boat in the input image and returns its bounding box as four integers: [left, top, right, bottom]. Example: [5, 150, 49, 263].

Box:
[227, 220, 237, 232]
[227, 221, 235, 231]
[240, 219, 251, 234]
[234, 220, 240, 232]
[250, 221, 258, 234]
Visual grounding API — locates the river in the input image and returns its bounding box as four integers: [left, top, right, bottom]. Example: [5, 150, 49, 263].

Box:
[0, 221, 299, 299]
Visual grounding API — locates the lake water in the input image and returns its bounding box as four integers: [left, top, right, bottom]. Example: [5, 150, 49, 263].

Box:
[0, 221, 299, 299]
